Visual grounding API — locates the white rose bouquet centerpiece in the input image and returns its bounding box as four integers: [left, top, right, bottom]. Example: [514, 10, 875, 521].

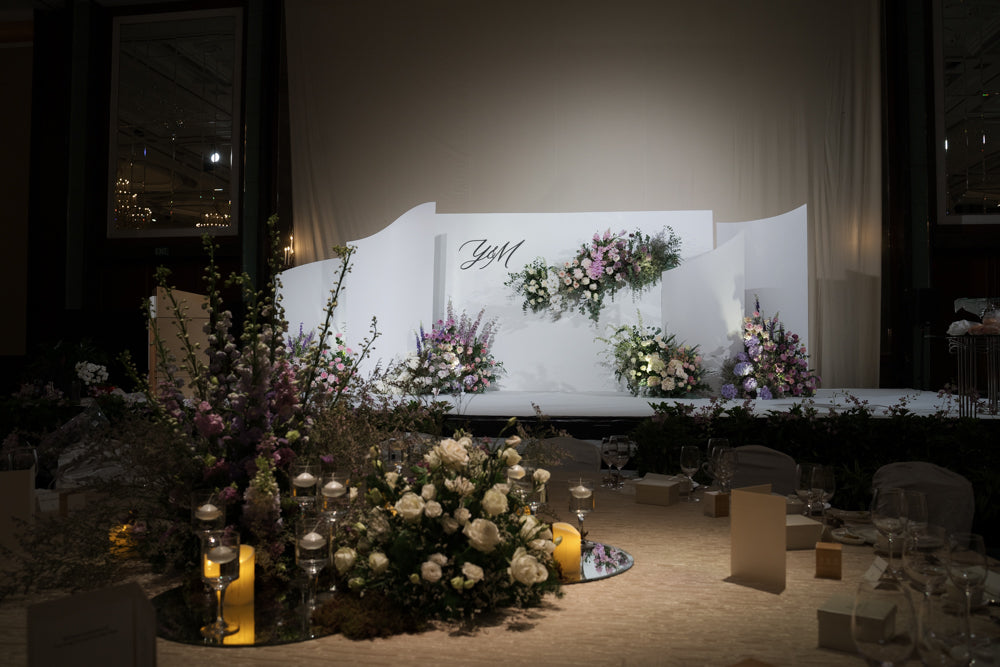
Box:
[320, 434, 561, 634]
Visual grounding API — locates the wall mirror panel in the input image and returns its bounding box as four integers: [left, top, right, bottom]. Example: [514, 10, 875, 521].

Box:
[108, 8, 242, 237]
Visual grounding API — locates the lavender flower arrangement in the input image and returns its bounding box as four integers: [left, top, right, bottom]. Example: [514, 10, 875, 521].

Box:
[392, 302, 504, 395]
[719, 296, 820, 400]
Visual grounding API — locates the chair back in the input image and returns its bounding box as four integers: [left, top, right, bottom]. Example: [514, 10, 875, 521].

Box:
[731, 445, 797, 495]
[872, 461, 974, 536]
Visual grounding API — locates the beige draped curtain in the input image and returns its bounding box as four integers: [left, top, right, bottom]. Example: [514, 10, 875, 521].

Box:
[284, 0, 882, 388]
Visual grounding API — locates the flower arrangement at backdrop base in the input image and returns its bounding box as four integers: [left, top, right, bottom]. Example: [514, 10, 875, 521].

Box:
[718, 296, 820, 400]
[599, 315, 710, 398]
[313, 433, 562, 638]
[389, 302, 504, 397]
[505, 227, 682, 323]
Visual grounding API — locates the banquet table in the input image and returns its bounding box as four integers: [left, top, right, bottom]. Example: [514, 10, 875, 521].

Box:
[1, 442, 996, 666]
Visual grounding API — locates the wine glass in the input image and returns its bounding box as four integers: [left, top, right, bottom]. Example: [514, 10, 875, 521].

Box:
[679, 445, 701, 503]
[703, 438, 729, 489]
[191, 491, 225, 534]
[200, 531, 241, 640]
[916, 589, 969, 667]
[851, 577, 917, 665]
[903, 489, 928, 537]
[812, 465, 836, 526]
[290, 462, 319, 510]
[296, 514, 332, 612]
[715, 447, 737, 493]
[612, 437, 632, 489]
[903, 524, 950, 599]
[567, 478, 594, 541]
[871, 487, 907, 579]
[600, 438, 618, 488]
[946, 532, 988, 657]
[795, 463, 824, 516]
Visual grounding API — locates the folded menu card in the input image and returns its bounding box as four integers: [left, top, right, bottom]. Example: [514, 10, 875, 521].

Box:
[730, 484, 786, 592]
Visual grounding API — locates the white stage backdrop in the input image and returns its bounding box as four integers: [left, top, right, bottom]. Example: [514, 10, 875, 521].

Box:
[278, 204, 807, 392]
[283, 0, 882, 388]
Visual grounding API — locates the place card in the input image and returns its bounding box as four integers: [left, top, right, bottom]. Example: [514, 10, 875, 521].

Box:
[28, 582, 155, 666]
[729, 484, 786, 592]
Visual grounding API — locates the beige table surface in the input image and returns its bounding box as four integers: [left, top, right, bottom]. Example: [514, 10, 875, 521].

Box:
[2, 448, 992, 666]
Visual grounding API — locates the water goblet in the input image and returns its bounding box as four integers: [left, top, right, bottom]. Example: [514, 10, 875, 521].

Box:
[200, 531, 241, 641]
[812, 465, 836, 526]
[871, 487, 907, 579]
[296, 514, 332, 613]
[903, 524, 949, 599]
[567, 478, 595, 541]
[795, 463, 824, 516]
[612, 437, 632, 489]
[679, 445, 701, 502]
[715, 447, 737, 493]
[946, 532, 988, 656]
[290, 462, 319, 511]
[600, 438, 617, 488]
[916, 590, 968, 667]
[903, 489, 928, 537]
[851, 576, 917, 666]
[703, 438, 730, 489]
[191, 491, 225, 534]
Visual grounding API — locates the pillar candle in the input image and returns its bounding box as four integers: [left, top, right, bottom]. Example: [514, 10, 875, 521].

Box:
[225, 544, 256, 606]
[552, 521, 581, 581]
[222, 602, 255, 646]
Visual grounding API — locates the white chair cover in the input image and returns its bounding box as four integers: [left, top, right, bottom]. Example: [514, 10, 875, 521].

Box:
[731, 445, 798, 495]
[872, 461, 975, 536]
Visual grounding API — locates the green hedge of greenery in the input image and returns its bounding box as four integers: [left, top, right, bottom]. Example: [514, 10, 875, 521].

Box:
[629, 402, 999, 544]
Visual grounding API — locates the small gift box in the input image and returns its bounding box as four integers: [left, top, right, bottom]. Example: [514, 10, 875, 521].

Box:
[634, 474, 680, 506]
[815, 542, 842, 579]
[817, 592, 896, 652]
[786, 514, 824, 550]
[703, 490, 729, 517]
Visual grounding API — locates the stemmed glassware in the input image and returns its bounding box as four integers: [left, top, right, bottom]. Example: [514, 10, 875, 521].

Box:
[903, 490, 928, 537]
[296, 514, 332, 613]
[714, 447, 737, 493]
[567, 478, 594, 541]
[851, 577, 916, 666]
[703, 438, 729, 490]
[903, 524, 949, 599]
[795, 463, 825, 516]
[679, 445, 700, 503]
[600, 438, 618, 488]
[916, 589, 968, 667]
[946, 532, 988, 660]
[812, 465, 836, 525]
[290, 462, 319, 511]
[200, 531, 241, 641]
[871, 487, 907, 579]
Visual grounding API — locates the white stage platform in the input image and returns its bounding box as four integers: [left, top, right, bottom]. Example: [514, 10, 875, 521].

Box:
[431, 388, 970, 420]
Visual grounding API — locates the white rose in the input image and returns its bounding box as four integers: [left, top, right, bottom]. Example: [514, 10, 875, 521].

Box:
[501, 447, 522, 466]
[368, 510, 390, 536]
[436, 438, 470, 470]
[441, 515, 460, 534]
[529, 538, 557, 554]
[533, 468, 551, 485]
[481, 488, 509, 517]
[421, 483, 437, 500]
[509, 547, 549, 586]
[424, 499, 443, 518]
[421, 560, 443, 583]
[368, 551, 389, 575]
[385, 471, 399, 489]
[333, 547, 357, 574]
[430, 552, 448, 566]
[454, 506, 471, 525]
[464, 518, 502, 553]
[504, 435, 522, 448]
[395, 492, 426, 522]
[461, 561, 484, 583]
[492, 482, 511, 495]
[519, 514, 542, 540]
[445, 475, 474, 496]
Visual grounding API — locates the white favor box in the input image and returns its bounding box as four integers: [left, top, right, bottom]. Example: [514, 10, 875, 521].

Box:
[635, 474, 681, 506]
[817, 593, 896, 653]
[786, 514, 824, 550]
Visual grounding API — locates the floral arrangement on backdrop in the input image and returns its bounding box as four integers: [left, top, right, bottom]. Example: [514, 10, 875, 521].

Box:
[600, 319, 709, 398]
[719, 296, 820, 400]
[505, 227, 682, 323]
[390, 303, 504, 396]
[287, 326, 358, 403]
[316, 433, 561, 633]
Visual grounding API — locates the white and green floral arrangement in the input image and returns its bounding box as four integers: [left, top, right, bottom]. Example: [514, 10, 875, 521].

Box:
[320, 434, 561, 633]
[506, 227, 682, 323]
[390, 302, 504, 395]
[600, 318, 709, 398]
